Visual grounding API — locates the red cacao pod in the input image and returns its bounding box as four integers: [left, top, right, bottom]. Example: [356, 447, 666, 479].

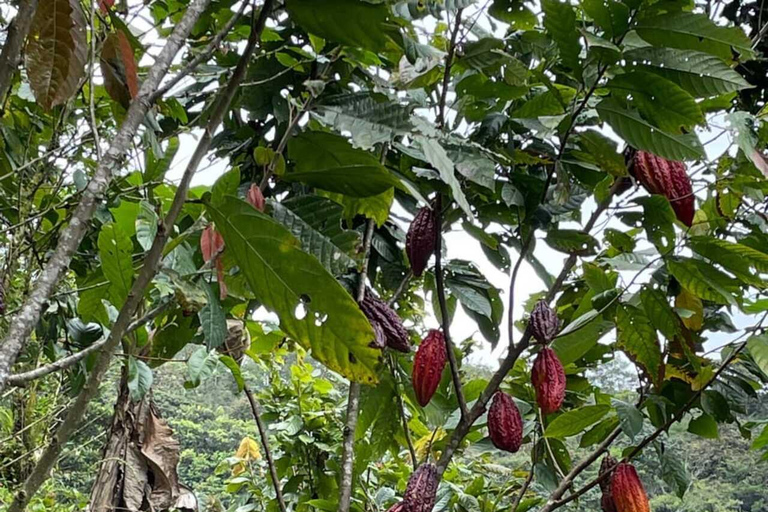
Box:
[412, 330, 447, 406]
[611, 463, 650, 512]
[488, 391, 523, 453]
[531, 347, 566, 414]
[406, 206, 438, 277]
[632, 150, 695, 227]
[359, 290, 410, 352]
[403, 463, 438, 512]
[247, 184, 266, 212]
[599, 455, 618, 512]
[385, 502, 405, 512]
[530, 300, 559, 344]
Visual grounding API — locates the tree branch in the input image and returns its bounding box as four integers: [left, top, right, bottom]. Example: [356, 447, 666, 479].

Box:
[6, 1, 278, 508]
[436, 8, 463, 129]
[245, 385, 287, 512]
[0, 0, 39, 105]
[0, 0, 214, 394]
[389, 353, 418, 470]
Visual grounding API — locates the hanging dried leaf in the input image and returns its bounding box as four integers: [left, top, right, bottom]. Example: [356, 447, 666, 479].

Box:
[101, 29, 140, 108]
[25, 0, 88, 110]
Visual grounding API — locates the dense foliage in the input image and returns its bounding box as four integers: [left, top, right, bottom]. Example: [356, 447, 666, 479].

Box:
[1, 0, 768, 511]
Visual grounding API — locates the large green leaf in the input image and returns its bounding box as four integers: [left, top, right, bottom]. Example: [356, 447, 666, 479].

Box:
[552, 313, 613, 365]
[635, 12, 754, 61]
[690, 236, 768, 287]
[287, 131, 399, 197]
[545, 229, 599, 255]
[636, 195, 676, 252]
[639, 287, 681, 340]
[581, 0, 629, 39]
[625, 47, 752, 97]
[127, 356, 153, 402]
[596, 98, 705, 161]
[199, 283, 227, 351]
[660, 447, 690, 498]
[607, 71, 704, 133]
[207, 198, 380, 383]
[98, 222, 135, 307]
[542, 0, 581, 74]
[616, 304, 663, 386]
[667, 258, 739, 306]
[545, 405, 611, 438]
[416, 136, 474, 219]
[270, 196, 359, 276]
[747, 334, 768, 377]
[285, 0, 400, 52]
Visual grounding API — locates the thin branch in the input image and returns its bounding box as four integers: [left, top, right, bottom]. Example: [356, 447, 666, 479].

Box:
[0, 0, 39, 105]
[510, 463, 535, 512]
[436, 8, 463, 129]
[245, 385, 287, 512]
[87, 0, 103, 161]
[433, 199, 468, 419]
[389, 353, 418, 470]
[387, 270, 413, 307]
[338, 218, 376, 512]
[0, 0, 214, 395]
[5, 1, 276, 508]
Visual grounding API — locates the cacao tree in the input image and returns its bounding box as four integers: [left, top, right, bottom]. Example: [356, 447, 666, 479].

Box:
[0, 0, 768, 511]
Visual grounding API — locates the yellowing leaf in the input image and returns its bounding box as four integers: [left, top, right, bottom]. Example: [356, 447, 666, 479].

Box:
[676, 288, 703, 331]
[232, 436, 261, 476]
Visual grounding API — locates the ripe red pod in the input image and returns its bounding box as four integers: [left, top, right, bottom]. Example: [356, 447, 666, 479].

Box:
[611, 463, 650, 512]
[531, 347, 566, 414]
[530, 300, 559, 344]
[385, 502, 405, 512]
[632, 150, 695, 227]
[488, 391, 523, 453]
[412, 330, 447, 406]
[403, 463, 439, 512]
[599, 455, 618, 512]
[406, 205, 438, 277]
[359, 290, 410, 352]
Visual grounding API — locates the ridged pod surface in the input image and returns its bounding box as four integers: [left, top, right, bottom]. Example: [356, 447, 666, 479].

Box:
[632, 150, 695, 227]
[488, 391, 523, 453]
[531, 347, 566, 414]
[403, 463, 439, 512]
[406, 206, 438, 277]
[599, 455, 618, 512]
[412, 330, 447, 406]
[359, 290, 410, 352]
[612, 463, 650, 512]
[385, 502, 405, 512]
[530, 300, 559, 344]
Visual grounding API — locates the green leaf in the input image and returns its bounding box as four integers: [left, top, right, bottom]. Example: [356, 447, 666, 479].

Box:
[596, 98, 705, 161]
[127, 356, 153, 401]
[545, 229, 598, 255]
[747, 334, 768, 377]
[270, 196, 359, 276]
[751, 424, 768, 451]
[149, 309, 197, 367]
[489, 0, 537, 29]
[219, 355, 244, 392]
[211, 168, 241, 207]
[207, 198, 380, 383]
[690, 236, 768, 286]
[581, 0, 629, 39]
[688, 413, 719, 438]
[542, 0, 581, 74]
[607, 71, 704, 133]
[66, 318, 103, 345]
[136, 200, 158, 251]
[199, 283, 227, 351]
[660, 448, 690, 498]
[185, 347, 219, 389]
[98, 222, 135, 307]
[145, 136, 179, 183]
[614, 399, 644, 439]
[580, 416, 620, 447]
[616, 304, 663, 386]
[636, 195, 676, 252]
[625, 47, 752, 97]
[285, 0, 400, 52]
[416, 136, 473, 219]
[545, 405, 611, 438]
[667, 258, 739, 306]
[576, 130, 627, 176]
[321, 188, 394, 227]
[287, 131, 399, 197]
[635, 12, 754, 62]
[640, 287, 681, 340]
[552, 314, 612, 365]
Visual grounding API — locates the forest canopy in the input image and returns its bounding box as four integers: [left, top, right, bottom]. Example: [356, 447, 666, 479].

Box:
[1, 0, 768, 511]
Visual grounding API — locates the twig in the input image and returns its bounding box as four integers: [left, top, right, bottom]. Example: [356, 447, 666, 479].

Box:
[245, 385, 287, 512]
[0, 0, 39, 105]
[338, 219, 377, 512]
[387, 270, 413, 307]
[87, 0, 103, 161]
[433, 198, 468, 419]
[510, 463, 535, 512]
[388, 353, 418, 470]
[436, 8, 464, 129]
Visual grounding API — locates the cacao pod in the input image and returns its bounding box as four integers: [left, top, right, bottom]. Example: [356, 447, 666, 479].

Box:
[531, 347, 566, 414]
[611, 463, 650, 512]
[385, 502, 405, 512]
[599, 455, 618, 512]
[530, 300, 559, 344]
[403, 463, 438, 512]
[412, 330, 447, 406]
[632, 150, 695, 227]
[247, 184, 266, 212]
[406, 205, 438, 277]
[359, 290, 410, 352]
[488, 391, 523, 453]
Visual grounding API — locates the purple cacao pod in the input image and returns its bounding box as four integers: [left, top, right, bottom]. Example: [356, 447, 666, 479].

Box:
[600, 455, 618, 512]
[530, 300, 559, 344]
[406, 206, 438, 277]
[632, 151, 695, 227]
[403, 463, 438, 512]
[531, 347, 566, 415]
[359, 290, 410, 352]
[488, 391, 523, 453]
[412, 330, 447, 406]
